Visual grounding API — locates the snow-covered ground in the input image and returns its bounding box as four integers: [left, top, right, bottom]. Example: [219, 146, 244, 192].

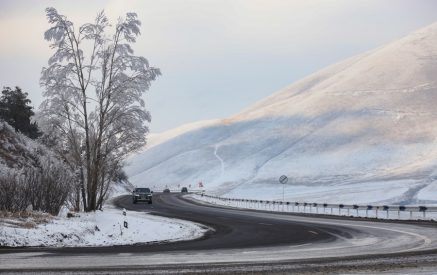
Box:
[190, 194, 437, 221]
[125, 22, 437, 206]
[223, 179, 429, 205]
[0, 202, 208, 247]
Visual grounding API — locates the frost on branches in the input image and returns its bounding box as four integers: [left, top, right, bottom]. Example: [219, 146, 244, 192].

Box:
[39, 7, 160, 211]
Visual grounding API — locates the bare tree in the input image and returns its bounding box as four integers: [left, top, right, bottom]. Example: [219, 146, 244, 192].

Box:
[40, 7, 160, 211]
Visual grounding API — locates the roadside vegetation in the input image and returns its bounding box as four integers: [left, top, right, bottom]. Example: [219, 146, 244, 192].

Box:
[39, 7, 159, 212]
[0, 7, 158, 217]
[0, 120, 73, 215]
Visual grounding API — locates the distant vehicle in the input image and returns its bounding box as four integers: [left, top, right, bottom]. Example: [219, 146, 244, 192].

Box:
[181, 187, 188, 193]
[163, 188, 170, 193]
[132, 188, 153, 204]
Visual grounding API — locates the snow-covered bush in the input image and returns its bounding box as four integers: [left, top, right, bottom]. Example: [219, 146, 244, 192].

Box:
[25, 160, 73, 215]
[0, 163, 73, 215]
[0, 170, 28, 212]
[0, 120, 75, 215]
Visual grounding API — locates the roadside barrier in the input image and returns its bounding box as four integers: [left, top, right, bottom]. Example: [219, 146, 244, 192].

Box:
[194, 193, 437, 221]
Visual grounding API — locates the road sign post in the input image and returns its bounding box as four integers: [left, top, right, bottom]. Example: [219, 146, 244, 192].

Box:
[279, 175, 288, 207]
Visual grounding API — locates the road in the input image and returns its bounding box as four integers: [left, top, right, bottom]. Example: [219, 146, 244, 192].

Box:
[2, 193, 437, 274]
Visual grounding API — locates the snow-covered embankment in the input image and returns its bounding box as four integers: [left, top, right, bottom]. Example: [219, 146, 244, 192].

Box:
[0, 199, 208, 247]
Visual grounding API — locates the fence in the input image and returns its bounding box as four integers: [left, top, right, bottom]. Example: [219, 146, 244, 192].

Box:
[194, 193, 437, 221]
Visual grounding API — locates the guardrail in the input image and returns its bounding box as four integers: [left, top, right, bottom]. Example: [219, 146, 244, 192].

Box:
[194, 194, 437, 221]
[159, 189, 204, 193]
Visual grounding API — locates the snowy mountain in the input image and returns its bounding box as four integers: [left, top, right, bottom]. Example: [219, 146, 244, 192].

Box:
[126, 22, 437, 205]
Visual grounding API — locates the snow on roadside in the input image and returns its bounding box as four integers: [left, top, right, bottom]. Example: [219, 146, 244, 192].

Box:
[189, 194, 437, 221]
[0, 203, 208, 247]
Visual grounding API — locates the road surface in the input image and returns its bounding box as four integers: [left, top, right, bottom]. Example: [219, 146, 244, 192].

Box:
[1, 193, 437, 274]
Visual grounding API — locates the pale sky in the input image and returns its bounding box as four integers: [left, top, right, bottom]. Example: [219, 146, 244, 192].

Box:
[1, 0, 437, 132]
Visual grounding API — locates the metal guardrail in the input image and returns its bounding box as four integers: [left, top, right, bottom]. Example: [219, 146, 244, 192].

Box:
[198, 194, 437, 220]
[159, 189, 204, 193]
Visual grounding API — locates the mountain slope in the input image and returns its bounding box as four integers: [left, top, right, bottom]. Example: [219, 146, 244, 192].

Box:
[0, 120, 47, 171]
[126, 22, 437, 205]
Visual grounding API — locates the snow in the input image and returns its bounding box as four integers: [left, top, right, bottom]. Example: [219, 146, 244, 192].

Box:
[0, 204, 208, 247]
[146, 119, 220, 149]
[125, 22, 437, 206]
[108, 181, 133, 198]
[190, 194, 437, 221]
[223, 179, 420, 205]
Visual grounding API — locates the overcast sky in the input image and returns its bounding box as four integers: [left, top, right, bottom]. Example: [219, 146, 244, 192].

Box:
[1, 0, 437, 132]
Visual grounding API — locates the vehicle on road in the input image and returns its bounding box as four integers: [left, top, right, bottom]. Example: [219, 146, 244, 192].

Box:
[181, 187, 188, 193]
[163, 188, 170, 193]
[132, 188, 153, 204]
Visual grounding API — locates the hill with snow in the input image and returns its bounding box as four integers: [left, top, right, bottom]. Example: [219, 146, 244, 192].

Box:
[126, 22, 437, 205]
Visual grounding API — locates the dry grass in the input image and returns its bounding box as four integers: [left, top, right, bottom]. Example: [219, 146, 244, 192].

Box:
[0, 211, 53, 228]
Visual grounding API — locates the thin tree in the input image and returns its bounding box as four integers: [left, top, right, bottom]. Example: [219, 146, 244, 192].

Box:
[40, 7, 160, 211]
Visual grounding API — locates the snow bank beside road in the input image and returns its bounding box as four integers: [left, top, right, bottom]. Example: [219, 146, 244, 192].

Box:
[189, 194, 437, 221]
[0, 203, 207, 247]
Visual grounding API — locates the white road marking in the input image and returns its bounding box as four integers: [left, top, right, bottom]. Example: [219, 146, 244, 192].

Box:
[309, 230, 318, 235]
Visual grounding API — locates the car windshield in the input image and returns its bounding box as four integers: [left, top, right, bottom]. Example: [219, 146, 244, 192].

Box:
[135, 188, 150, 193]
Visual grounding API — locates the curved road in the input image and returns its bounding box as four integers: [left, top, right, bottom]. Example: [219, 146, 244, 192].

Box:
[2, 193, 437, 274]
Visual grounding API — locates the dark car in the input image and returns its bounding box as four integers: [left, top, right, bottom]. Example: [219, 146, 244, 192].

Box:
[132, 188, 153, 204]
[181, 187, 188, 193]
[163, 188, 170, 193]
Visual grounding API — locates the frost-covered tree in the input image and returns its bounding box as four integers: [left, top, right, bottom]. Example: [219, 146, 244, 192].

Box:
[40, 7, 160, 211]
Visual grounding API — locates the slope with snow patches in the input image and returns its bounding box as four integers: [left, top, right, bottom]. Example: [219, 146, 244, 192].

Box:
[126, 22, 437, 205]
[0, 205, 207, 247]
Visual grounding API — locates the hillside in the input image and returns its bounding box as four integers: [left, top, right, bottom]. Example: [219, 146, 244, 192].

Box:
[125, 22, 437, 205]
[0, 119, 132, 209]
[0, 120, 46, 172]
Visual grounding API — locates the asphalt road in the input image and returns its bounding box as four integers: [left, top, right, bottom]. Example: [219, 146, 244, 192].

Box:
[113, 193, 341, 251]
[2, 193, 437, 274]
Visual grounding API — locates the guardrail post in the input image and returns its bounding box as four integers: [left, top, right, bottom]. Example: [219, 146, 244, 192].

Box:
[419, 206, 427, 219]
[383, 206, 389, 219]
[353, 205, 359, 216]
[339, 204, 344, 215]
